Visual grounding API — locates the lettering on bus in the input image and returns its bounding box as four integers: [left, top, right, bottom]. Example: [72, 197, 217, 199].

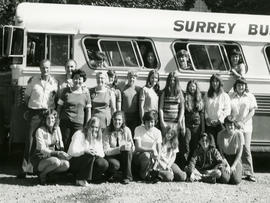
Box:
[173, 20, 236, 34]
[248, 24, 270, 36]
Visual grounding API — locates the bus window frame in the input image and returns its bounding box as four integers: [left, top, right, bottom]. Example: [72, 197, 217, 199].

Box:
[172, 40, 247, 74]
[222, 42, 248, 74]
[187, 42, 228, 72]
[26, 32, 73, 68]
[97, 38, 141, 68]
[2, 25, 24, 57]
[48, 34, 71, 66]
[81, 36, 160, 70]
[263, 44, 270, 74]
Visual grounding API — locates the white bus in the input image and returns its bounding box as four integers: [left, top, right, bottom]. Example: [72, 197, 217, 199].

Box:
[2, 2, 270, 152]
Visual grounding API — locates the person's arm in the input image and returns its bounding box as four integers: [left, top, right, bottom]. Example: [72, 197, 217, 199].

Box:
[102, 130, 120, 156]
[24, 76, 34, 106]
[159, 92, 166, 131]
[178, 95, 185, 126]
[36, 128, 54, 157]
[116, 89, 122, 111]
[231, 68, 242, 78]
[139, 88, 145, 123]
[109, 89, 116, 115]
[134, 139, 155, 153]
[84, 91, 92, 125]
[219, 93, 231, 124]
[67, 130, 85, 157]
[231, 133, 244, 171]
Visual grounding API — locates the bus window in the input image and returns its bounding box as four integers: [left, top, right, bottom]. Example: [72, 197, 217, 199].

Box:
[83, 37, 158, 69]
[187, 44, 227, 71]
[49, 35, 70, 66]
[173, 42, 193, 71]
[27, 33, 45, 66]
[264, 45, 270, 71]
[223, 44, 247, 73]
[11, 28, 24, 56]
[99, 40, 139, 67]
[136, 40, 158, 69]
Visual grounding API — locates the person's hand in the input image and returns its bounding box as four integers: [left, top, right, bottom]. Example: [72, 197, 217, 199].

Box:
[120, 143, 132, 151]
[211, 120, 219, 127]
[225, 164, 231, 175]
[151, 149, 159, 159]
[230, 165, 236, 173]
[57, 151, 71, 160]
[85, 148, 97, 156]
[206, 118, 212, 126]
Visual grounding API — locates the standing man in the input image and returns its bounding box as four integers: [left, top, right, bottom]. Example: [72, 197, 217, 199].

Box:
[60, 59, 77, 91]
[17, 59, 59, 178]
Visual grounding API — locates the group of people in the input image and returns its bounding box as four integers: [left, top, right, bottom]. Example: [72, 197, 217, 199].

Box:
[17, 57, 256, 186]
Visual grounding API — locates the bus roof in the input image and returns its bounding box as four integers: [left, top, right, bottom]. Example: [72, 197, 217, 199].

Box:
[16, 2, 270, 43]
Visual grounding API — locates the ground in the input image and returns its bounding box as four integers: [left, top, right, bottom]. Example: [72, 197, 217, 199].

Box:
[0, 153, 270, 203]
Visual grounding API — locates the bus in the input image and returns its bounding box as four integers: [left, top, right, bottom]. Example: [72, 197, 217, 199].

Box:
[1, 2, 270, 153]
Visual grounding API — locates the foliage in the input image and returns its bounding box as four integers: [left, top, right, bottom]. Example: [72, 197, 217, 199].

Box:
[203, 0, 270, 15]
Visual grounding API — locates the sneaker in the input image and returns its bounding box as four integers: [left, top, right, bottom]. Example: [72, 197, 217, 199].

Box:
[17, 172, 27, 179]
[202, 176, 216, 184]
[245, 175, 256, 182]
[76, 180, 89, 187]
[121, 178, 130, 185]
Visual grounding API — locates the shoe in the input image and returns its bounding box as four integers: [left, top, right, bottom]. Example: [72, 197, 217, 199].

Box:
[39, 174, 47, 185]
[121, 178, 130, 185]
[76, 180, 89, 187]
[17, 172, 27, 179]
[245, 175, 256, 182]
[202, 176, 216, 184]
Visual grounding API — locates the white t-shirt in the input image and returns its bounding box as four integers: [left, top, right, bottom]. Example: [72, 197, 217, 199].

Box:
[134, 125, 162, 149]
[230, 92, 257, 132]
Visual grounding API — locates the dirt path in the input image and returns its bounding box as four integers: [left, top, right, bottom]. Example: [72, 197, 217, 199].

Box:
[0, 163, 269, 203]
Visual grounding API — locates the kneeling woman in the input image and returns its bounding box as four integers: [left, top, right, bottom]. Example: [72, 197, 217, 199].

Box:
[31, 110, 70, 185]
[133, 110, 162, 180]
[68, 117, 109, 186]
[217, 115, 244, 185]
[103, 111, 135, 184]
[186, 133, 225, 183]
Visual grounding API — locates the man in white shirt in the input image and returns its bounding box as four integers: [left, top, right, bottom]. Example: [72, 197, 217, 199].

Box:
[18, 59, 59, 178]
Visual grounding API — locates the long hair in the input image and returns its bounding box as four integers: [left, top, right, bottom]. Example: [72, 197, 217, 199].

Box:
[83, 117, 102, 141]
[40, 109, 59, 134]
[109, 111, 126, 132]
[164, 72, 184, 100]
[230, 49, 243, 65]
[185, 80, 203, 112]
[207, 74, 224, 98]
[145, 70, 160, 94]
[163, 126, 178, 150]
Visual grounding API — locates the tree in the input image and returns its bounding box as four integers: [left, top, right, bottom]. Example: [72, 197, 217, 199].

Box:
[203, 0, 270, 15]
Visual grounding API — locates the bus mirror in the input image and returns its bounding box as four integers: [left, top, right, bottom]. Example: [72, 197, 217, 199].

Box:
[2, 26, 24, 57]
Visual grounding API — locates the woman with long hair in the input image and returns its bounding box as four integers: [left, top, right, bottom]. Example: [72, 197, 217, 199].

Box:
[229, 49, 246, 78]
[185, 80, 205, 157]
[103, 111, 135, 184]
[229, 78, 257, 182]
[31, 110, 70, 185]
[139, 70, 160, 123]
[159, 71, 185, 134]
[147, 126, 187, 182]
[68, 117, 109, 186]
[204, 74, 231, 144]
